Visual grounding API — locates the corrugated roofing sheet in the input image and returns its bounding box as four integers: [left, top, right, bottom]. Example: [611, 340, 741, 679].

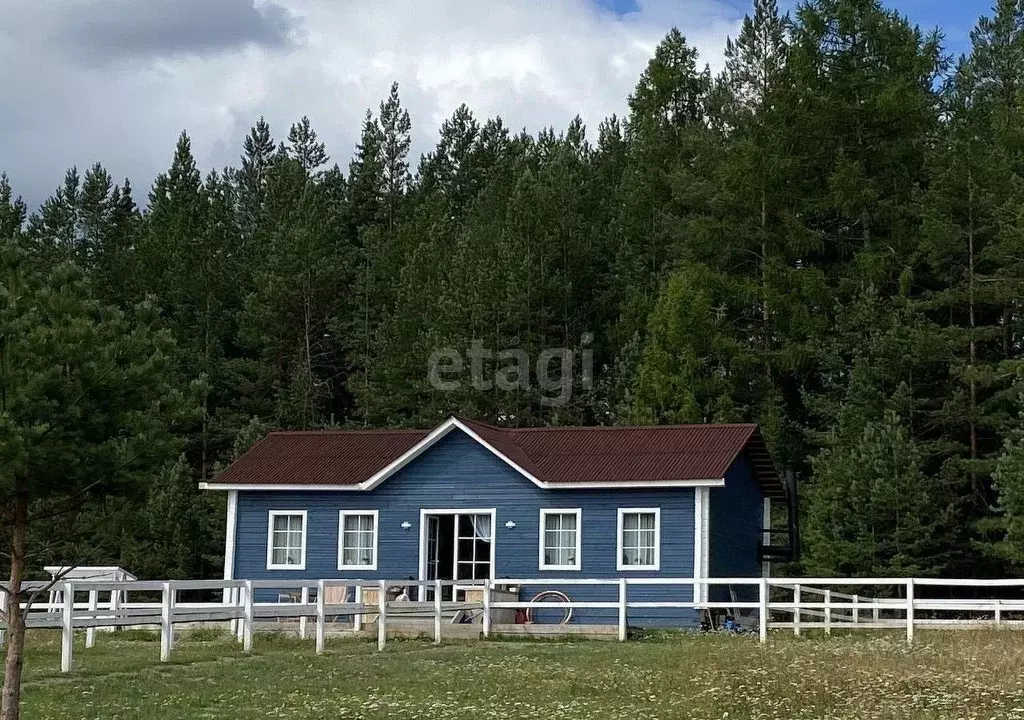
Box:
[215, 428, 428, 487]
[213, 417, 784, 497]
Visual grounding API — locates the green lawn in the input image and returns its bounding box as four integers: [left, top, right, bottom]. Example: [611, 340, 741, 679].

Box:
[7, 629, 1024, 719]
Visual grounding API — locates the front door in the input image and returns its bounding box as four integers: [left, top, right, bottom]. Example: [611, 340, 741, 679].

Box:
[420, 510, 495, 600]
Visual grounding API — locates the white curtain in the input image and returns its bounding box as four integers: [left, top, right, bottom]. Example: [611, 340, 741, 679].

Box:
[471, 514, 492, 541]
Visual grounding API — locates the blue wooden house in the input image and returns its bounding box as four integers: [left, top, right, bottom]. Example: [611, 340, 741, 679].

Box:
[203, 416, 792, 627]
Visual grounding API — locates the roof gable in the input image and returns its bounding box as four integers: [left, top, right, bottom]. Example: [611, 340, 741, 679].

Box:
[204, 416, 783, 497]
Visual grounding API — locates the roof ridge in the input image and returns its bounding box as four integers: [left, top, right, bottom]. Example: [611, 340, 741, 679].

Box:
[502, 423, 757, 433]
[268, 427, 430, 436]
[457, 415, 757, 434]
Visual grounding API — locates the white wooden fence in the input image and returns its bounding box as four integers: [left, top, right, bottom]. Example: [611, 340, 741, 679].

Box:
[3, 576, 1024, 674]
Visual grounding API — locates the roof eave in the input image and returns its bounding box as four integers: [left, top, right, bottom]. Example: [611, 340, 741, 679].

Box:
[198, 478, 726, 491]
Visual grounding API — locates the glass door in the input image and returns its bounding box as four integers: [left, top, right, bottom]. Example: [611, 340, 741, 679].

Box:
[454, 513, 492, 600]
[420, 511, 493, 601]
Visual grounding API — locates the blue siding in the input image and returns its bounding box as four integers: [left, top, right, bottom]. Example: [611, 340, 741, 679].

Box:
[707, 452, 764, 603]
[233, 430, 698, 626]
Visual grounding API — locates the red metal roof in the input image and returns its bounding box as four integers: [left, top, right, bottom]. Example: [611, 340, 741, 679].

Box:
[215, 428, 429, 487]
[212, 417, 784, 497]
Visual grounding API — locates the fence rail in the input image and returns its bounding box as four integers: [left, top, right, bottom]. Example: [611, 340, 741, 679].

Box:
[3, 576, 1024, 673]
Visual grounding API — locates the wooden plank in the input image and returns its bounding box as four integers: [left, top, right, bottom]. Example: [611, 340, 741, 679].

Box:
[758, 578, 768, 644]
[433, 578, 442, 645]
[376, 579, 387, 652]
[906, 579, 915, 646]
[299, 586, 309, 640]
[242, 580, 254, 653]
[60, 582, 74, 673]
[160, 582, 173, 662]
[86, 590, 98, 649]
[315, 579, 325, 655]
[618, 578, 627, 642]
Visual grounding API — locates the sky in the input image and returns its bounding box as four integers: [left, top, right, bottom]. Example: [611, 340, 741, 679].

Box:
[0, 0, 992, 209]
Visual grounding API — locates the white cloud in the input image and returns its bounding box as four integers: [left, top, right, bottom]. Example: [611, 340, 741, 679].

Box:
[0, 0, 742, 207]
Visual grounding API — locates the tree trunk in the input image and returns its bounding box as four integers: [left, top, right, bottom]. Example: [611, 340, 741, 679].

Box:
[760, 189, 771, 381]
[967, 178, 979, 498]
[1, 493, 29, 720]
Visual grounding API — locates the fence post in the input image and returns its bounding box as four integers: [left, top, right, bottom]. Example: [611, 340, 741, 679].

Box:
[872, 601, 880, 624]
[905, 579, 915, 646]
[758, 577, 768, 644]
[852, 594, 860, 625]
[824, 589, 832, 636]
[60, 581, 74, 674]
[994, 599, 1002, 629]
[86, 589, 98, 649]
[354, 585, 363, 632]
[482, 580, 492, 639]
[242, 580, 254, 653]
[434, 579, 443, 645]
[235, 587, 244, 643]
[1, 588, 8, 650]
[109, 586, 121, 633]
[315, 580, 325, 655]
[618, 578, 627, 642]
[793, 584, 801, 636]
[299, 586, 309, 640]
[377, 579, 387, 652]
[226, 587, 236, 637]
[160, 582, 174, 662]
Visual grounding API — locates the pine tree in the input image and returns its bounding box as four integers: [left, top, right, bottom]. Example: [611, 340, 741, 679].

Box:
[347, 111, 385, 235]
[912, 0, 1024, 568]
[26, 168, 81, 265]
[240, 155, 352, 428]
[379, 82, 412, 230]
[994, 387, 1024, 566]
[237, 117, 276, 238]
[626, 264, 743, 424]
[0, 175, 26, 239]
[419, 104, 482, 219]
[670, 0, 815, 466]
[345, 88, 417, 423]
[608, 29, 712, 361]
[141, 134, 247, 479]
[805, 395, 958, 576]
[92, 178, 141, 307]
[0, 244, 195, 720]
[286, 116, 329, 175]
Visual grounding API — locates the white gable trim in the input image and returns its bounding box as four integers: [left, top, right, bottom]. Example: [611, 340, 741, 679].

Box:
[223, 490, 237, 581]
[201, 483, 367, 491]
[199, 416, 729, 492]
[361, 417, 546, 490]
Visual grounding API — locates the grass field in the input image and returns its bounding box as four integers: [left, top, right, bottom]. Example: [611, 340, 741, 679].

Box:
[6, 629, 1024, 719]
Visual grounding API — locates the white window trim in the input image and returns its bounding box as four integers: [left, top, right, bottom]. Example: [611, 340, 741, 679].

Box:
[338, 509, 379, 571]
[266, 510, 307, 570]
[616, 507, 661, 572]
[538, 508, 582, 571]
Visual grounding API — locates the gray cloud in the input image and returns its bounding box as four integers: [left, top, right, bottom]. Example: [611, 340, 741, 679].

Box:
[0, 0, 742, 210]
[26, 0, 294, 64]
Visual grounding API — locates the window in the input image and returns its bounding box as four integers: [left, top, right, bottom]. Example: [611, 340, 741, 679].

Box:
[267, 511, 306, 570]
[617, 508, 660, 571]
[338, 510, 378, 570]
[539, 509, 581, 571]
[455, 513, 492, 581]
